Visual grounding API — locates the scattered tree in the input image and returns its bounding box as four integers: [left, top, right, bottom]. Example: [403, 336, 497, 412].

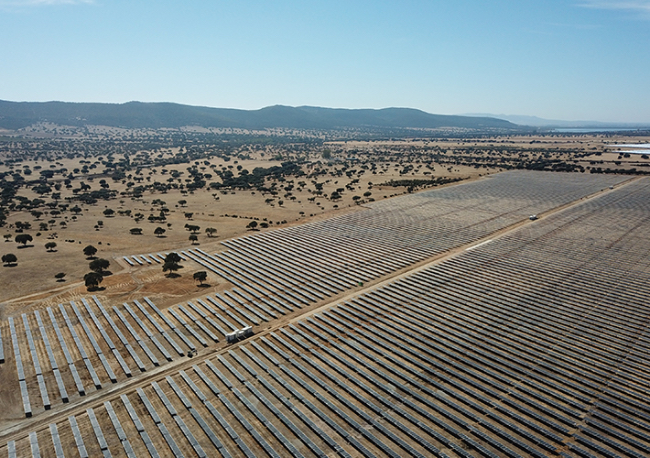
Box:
[154, 227, 166, 237]
[89, 258, 110, 274]
[83, 245, 98, 259]
[193, 271, 208, 285]
[2, 253, 17, 266]
[4, 234, 11, 242]
[189, 234, 198, 245]
[130, 227, 143, 235]
[55, 272, 66, 281]
[15, 233, 33, 247]
[162, 252, 182, 277]
[15, 221, 31, 231]
[205, 227, 217, 237]
[45, 242, 57, 252]
[84, 272, 103, 291]
[246, 221, 258, 230]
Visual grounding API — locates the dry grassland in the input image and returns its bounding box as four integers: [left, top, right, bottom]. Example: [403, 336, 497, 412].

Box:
[0, 131, 648, 316]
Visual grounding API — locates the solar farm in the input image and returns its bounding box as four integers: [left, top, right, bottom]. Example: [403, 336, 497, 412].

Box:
[1, 170, 649, 457]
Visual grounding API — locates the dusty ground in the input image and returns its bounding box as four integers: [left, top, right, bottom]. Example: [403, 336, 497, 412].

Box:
[1, 131, 648, 317]
[0, 166, 481, 311]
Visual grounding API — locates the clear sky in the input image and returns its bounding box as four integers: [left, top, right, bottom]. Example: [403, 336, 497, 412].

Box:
[1, 0, 649, 123]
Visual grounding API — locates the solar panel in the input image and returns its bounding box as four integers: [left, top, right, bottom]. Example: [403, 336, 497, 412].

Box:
[49, 423, 65, 458]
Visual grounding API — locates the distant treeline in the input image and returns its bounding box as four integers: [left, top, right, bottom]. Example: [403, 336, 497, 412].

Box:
[380, 177, 463, 189]
[589, 167, 650, 175]
[210, 162, 305, 190]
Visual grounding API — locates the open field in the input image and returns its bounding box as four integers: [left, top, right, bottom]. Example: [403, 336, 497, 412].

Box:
[1, 169, 649, 457]
[1, 129, 649, 307]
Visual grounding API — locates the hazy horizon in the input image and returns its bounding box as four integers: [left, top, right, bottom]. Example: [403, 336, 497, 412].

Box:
[1, 1, 649, 123]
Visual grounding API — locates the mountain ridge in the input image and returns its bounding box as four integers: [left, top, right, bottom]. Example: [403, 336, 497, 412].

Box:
[463, 112, 650, 128]
[0, 100, 517, 130]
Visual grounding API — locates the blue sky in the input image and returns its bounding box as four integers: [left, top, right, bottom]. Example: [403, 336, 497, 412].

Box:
[1, 0, 649, 122]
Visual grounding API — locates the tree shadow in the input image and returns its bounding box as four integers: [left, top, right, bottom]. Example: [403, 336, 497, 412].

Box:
[197, 283, 211, 288]
[166, 273, 181, 278]
[56, 278, 66, 282]
[3, 264, 17, 268]
[86, 286, 106, 292]
[17, 245, 34, 249]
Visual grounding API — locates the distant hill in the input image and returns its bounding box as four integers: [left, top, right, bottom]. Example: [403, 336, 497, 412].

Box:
[0, 100, 517, 131]
[464, 112, 649, 129]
